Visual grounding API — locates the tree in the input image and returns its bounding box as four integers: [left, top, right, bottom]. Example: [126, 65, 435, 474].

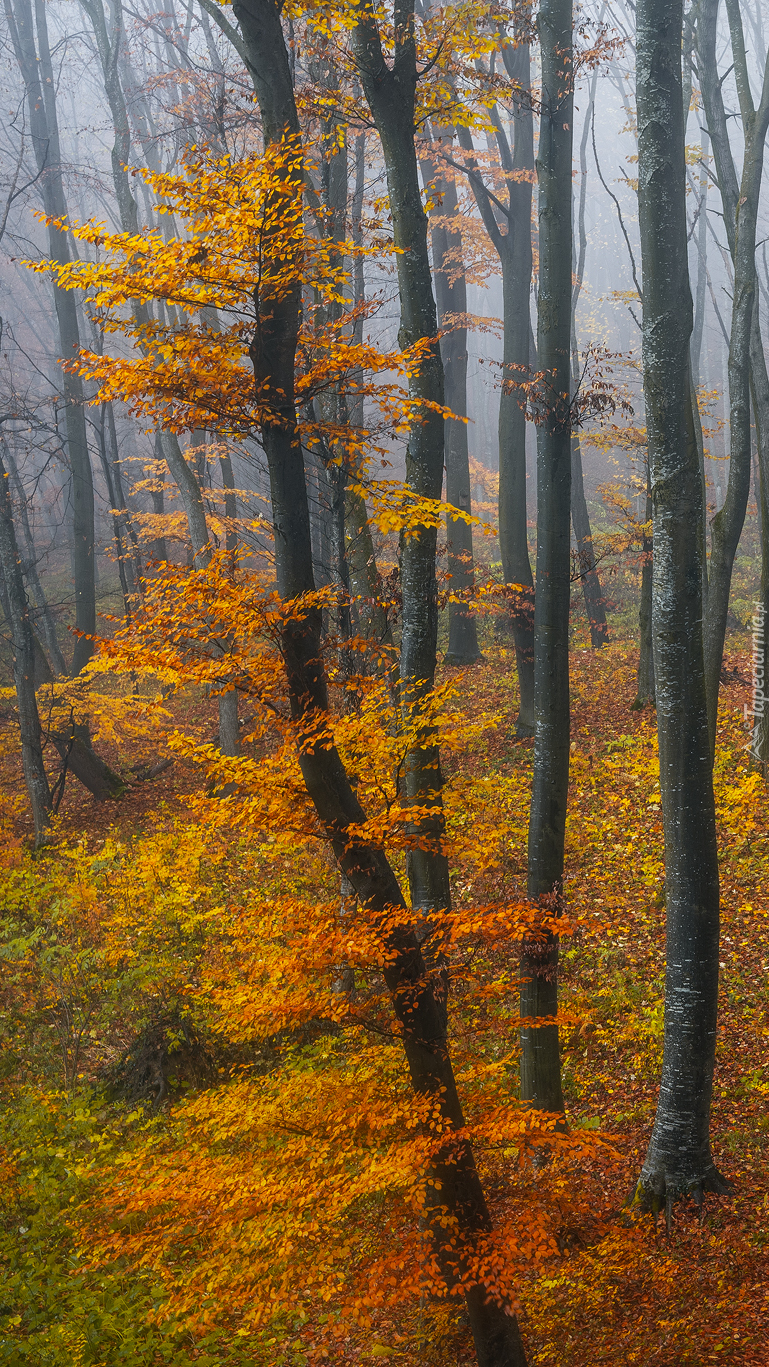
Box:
[4, 0, 96, 675]
[698, 0, 769, 757]
[633, 0, 729, 1213]
[132, 2, 528, 1358]
[520, 0, 573, 1116]
[420, 129, 482, 666]
[570, 65, 609, 648]
[0, 445, 51, 844]
[456, 40, 536, 735]
[79, 0, 239, 754]
[349, 1, 453, 926]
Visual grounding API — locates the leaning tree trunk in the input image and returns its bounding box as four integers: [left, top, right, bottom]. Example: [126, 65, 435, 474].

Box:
[421, 131, 481, 665]
[6, 0, 96, 676]
[219, 2, 528, 1361]
[0, 452, 51, 845]
[521, 0, 572, 1116]
[633, 0, 730, 1214]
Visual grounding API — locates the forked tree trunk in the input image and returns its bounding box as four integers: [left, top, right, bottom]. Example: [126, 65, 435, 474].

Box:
[521, 0, 572, 1116]
[633, 0, 729, 1214]
[222, 2, 528, 1361]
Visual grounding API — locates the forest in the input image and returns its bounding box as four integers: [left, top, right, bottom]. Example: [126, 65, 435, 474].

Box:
[0, 0, 768, 1362]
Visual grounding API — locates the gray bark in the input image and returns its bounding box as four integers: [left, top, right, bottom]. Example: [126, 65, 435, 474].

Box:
[520, 0, 573, 1116]
[634, 0, 729, 1212]
[218, 3, 528, 1359]
[351, 4, 451, 924]
[5, 0, 97, 675]
[571, 68, 608, 647]
[698, 0, 769, 755]
[456, 43, 536, 733]
[421, 131, 481, 664]
[0, 450, 51, 844]
[3, 436, 67, 675]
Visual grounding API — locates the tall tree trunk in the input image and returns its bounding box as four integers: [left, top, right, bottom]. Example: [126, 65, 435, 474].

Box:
[633, 468, 655, 708]
[351, 6, 451, 926]
[421, 132, 481, 665]
[217, 3, 528, 1360]
[5, 0, 96, 675]
[633, 0, 729, 1212]
[698, 0, 769, 755]
[3, 436, 67, 675]
[455, 45, 536, 734]
[79, 0, 241, 749]
[521, 0, 573, 1116]
[0, 453, 51, 845]
[571, 69, 609, 647]
[691, 129, 709, 388]
[749, 308, 769, 772]
[344, 130, 393, 655]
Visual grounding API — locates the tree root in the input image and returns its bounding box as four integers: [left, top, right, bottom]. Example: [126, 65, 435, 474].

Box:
[628, 1162, 734, 1231]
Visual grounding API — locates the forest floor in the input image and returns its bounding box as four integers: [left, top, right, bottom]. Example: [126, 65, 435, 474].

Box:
[0, 629, 768, 1366]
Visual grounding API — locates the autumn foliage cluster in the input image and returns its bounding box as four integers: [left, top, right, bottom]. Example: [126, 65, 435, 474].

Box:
[0, 1, 767, 1365]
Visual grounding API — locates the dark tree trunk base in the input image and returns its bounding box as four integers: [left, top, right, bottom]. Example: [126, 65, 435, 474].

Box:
[444, 650, 484, 667]
[630, 1157, 733, 1229]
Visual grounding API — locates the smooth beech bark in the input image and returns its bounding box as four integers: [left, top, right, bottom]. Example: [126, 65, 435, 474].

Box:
[521, 0, 572, 1116]
[218, 3, 528, 1361]
[421, 131, 481, 665]
[634, 0, 729, 1213]
[5, 0, 96, 675]
[571, 66, 609, 648]
[350, 3, 451, 924]
[698, 0, 769, 755]
[0, 453, 51, 845]
[633, 472, 655, 709]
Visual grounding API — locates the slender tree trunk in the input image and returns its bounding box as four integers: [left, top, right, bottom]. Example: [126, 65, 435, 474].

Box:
[698, 0, 769, 754]
[5, 0, 96, 675]
[345, 131, 393, 655]
[691, 129, 709, 388]
[222, 3, 527, 1360]
[421, 133, 481, 665]
[571, 70, 608, 647]
[351, 6, 451, 925]
[0, 453, 51, 844]
[150, 433, 168, 563]
[521, 0, 573, 1116]
[749, 309, 769, 772]
[634, 469, 655, 708]
[633, 0, 729, 1213]
[455, 44, 536, 734]
[3, 437, 67, 675]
